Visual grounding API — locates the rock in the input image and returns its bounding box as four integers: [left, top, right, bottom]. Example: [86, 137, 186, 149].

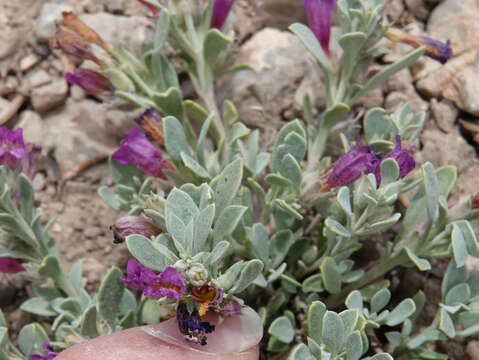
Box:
[416, 0, 479, 116]
[83, 226, 103, 238]
[32, 173, 47, 191]
[0, 31, 18, 60]
[105, 0, 125, 14]
[231, 28, 325, 130]
[467, 340, 479, 360]
[384, 68, 428, 113]
[80, 12, 153, 55]
[17, 111, 44, 145]
[357, 87, 384, 109]
[20, 54, 41, 72]
[430, 99, 458, 133]
[36, 3, 74, 43]
[27, 69, 52, 88]
[404, 0, 429, 20]
[31, 78, 68, 113]
[385, 0, 405, 22]
[258, 0, 307, 30]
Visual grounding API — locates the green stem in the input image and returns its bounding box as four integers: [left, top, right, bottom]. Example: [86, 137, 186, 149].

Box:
[325, 253, 406, 308]
[308, 123, 330, 169]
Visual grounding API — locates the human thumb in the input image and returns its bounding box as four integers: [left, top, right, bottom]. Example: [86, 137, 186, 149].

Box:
[56, 306, 262, 360]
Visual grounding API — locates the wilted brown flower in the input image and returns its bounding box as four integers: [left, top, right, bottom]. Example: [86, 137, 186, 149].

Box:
[50, 28, 104, 67]
[61, 11, 109, 51]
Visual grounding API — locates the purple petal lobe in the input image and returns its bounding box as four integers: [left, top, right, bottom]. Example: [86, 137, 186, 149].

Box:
[65, 69, 110, 95]
[143, 266, 185, 299]
[30, 341, 58, 360]
[375, 135, 415, 185]
[0, 126, 25, 171]
[221, 300, 241, 317]
[303, 0, 336, 55]
[210, 0, 235, 30]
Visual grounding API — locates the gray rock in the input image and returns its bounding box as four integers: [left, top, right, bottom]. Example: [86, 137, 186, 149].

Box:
[258, 0, 307, 30]
[17, 111, 44, 145]
[231, 28, 325, 131]
[467, 340, 479, 360]
[80, 12, 153, 55]
[36, 2, 74, 43]
[384, 68, 428, 113]
[430, 98, 458, 133]
[31, 78, 68, 113]
[0, 31, 18, 60]
[27, 69, 52, 88]
[32, 173, 47, 192]
[105, 0, 125, 14]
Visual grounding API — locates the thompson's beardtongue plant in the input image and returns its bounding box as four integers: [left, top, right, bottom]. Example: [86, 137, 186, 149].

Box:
[1, 1, 479, 359]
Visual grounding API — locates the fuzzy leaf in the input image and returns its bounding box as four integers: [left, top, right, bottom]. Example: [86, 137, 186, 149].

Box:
[98, 267, 125, 328]
[308, 301, 326, 345]
[214, 158, 243, 216]
[386, 299, 416, 326]
[126, 234, 168, 271]
[213, 205, 247, 244]
[163, 116, 189, 162]
[322, 311, 345, 354]
[321, 257, 342, 294]
[268, 316, 295, 344]
[230, 260, 264, 294]
[18, 323, 49, 357]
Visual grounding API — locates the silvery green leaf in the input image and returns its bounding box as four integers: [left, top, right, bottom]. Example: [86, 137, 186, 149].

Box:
[153, 89, 184, 122]
[98, 267, 124, 328]
[407, 329, 445, 349]
[80, 306, 99, 338]
[119, 290, 137, 316]
[196, 113, 213, 167]
[140, 298, 162, 324]
[441, 261, 467, 298]
[452, 223, 468, 267]
[267, 291, 287, 316]
[386, 299, 415, 326]
[308, 301, 326, 345]
[20, 297, 56, 317]
[248, 223, 269, 266]
[181, 153, 210, 179]
[325, 218, 351, 238]
[458, 311, 479, 329]
[192, 204, 215, 254]
[163, 116, 190, 162]
[321, 257, 342, 294]
[385, 331, 402, 347]
[455, 220, 479, 257]
[69, 260, 83, 295]
[203, 28, 232, 67]
[223, 100, 238, 127]
[274, 200, 303, 220]
[104, 68, 135, 92]
[152, 237, 179, 265]
[267, 336, 289, 352]
[439, 308, 455, 338]
[166, 188, 199, 225]
[18, 174, 34, 225]
[265, 173, 294, 188]
[213, 205, 247, 245]
[339, 32, 366, 81]
[380, 158, 399, 186]
[270, 230, 294, 268]
[38, 256, 62, 283]
[437, 165, 457, 198]
[267, 263, 287, 283]
[403, 247, 431, 271]
[0, 213, 37, 248]
[115, 91, 156, 108]
[279, 154, 302, 189]
[291, 343, 314, 360]
[126, 234, 167, 271]
[302, 274, 324, 293]
[445, 283, 470, 306]
[371, 289, 391, 314]
[346, 290, 363, 311]
[153, 9, 169, 49]
[342, 269, 364, 283]
[18, 323, 49, 357]
[268, 316, 295, 344]
[362, 280, 390, 301]
[322, 311, 345, 354]
[364, 108, 392, 144]
[346, 330, 363, 360]
[322, 103, 350, 129]
[216, 261, 245, 291]
[338, 187, 352, 216]
[98, 186, 121, 211]
[370, 354, 393, 360]
[230, 259, 264, 294]
[214, 158, 243, 216]
[340, 309, 359, 335]
[289, 23, 331, 71]
[0, 310, 5, 327]
[209, 240, 230, 265]
[423, 162, 439, 220]
[229, 123, 250, 145]
[183, 219, 194, 254]
[166, 213, 186, 253]
[469, 274, 479, 301]
[272, 120, 306, 173]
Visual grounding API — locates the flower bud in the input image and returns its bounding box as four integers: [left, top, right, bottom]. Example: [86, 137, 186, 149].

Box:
[65, 69, 111, 95]
[0, 127, 25, 171]
[110, 216, 160, 244]
[174, 259, 188, 272]
[303, 0, 336, 55]
[210, 0, 235, 30]
[0, 257, 25, 274]
[187, 263, 209, 286]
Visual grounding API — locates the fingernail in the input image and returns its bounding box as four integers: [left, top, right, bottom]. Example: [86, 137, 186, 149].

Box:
[141, 306, 263, 355]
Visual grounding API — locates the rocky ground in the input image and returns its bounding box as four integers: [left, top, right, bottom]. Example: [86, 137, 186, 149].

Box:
[0, 0, 479, 358]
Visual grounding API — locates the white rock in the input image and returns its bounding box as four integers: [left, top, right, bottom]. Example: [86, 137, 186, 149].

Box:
[20, 54, 41, 72]
[27, 70, 52, 88]
[36, 2, 73, 43]
[31, 78, 68, 113]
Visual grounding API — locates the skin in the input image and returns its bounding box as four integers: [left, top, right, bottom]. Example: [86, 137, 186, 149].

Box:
[57, 308, 262, 360]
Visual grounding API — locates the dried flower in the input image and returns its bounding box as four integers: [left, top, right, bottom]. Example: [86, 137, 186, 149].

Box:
[112, 127, 173, 179]
[61, 11, 108, 50]
[31, 341, 58, 360]
[472, 193, 479, 210]
[22, 144, 42, 179]
[65, 69, 110, 95]
[210, 0, 235, 30]
[177, 301, 215, 346]
[110, 216, 160, 244]
[120, 258, 156, 290]
[221, 299, 241, 317]
[50, 28, 104, 66]
[303, 0, 336, 55]
[375, 135, 415, 185]
[138, 0, 160, 15]
[385, 28, 452, 64]
[192, 284, 220, 316]
[134, 108, 165, 146]
[0, 257, 25, 274]
[322, 139, 379, 190]
[143, 266, 185, 299]
[0, 127, 25, 171]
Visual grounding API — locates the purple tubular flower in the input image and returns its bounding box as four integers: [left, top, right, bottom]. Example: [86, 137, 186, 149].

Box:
[31, 341, 58, 360]
[221, 300, 241, 317]
[22, 144, 42, 179]
[423, 37, 452, 64]
[303, 0, 336, 55]
[0, 257, 25, 274]
[143, 266, 185, 299]
[120, 258, 156, 290]
[138, 0, 160, 15]
[210, 0, 235, 30]
[0, 127, 25, 171]
[323, 139, 379, 190]
[110, 216, 160, 244]
[65, 69, 110, 95]
[112, 127, 173, 179]
[177, 301, 215, 346]
[375, 135, 415, 185]
[134, 108, 164, 146]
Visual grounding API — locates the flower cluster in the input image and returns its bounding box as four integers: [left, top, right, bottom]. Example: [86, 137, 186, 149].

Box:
[120, 258, 240, 345]
[323, 135, 415, 190]
[31, 342, 58, 360]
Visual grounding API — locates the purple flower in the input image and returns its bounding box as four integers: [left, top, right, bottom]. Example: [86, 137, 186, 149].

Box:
[143, 266, 185, 299]
[120, 258, 156, 290]
[221, 300, 241, 317]
[112, 127, 173, 179]
[0, 127, 25, 171]
[65, 69, 110, 95]
[375, 135, 415, 185]
[303, 0, 336, 55]
[138, 0, 160, 15]
[177, 301, 215, 346]
[0, 257, 25, 274]
[210, 0, 235, 30]
[134, 108, 164, 146]
[31, 341, 58, 360]
[323, 139, 379, 190]
[22, 144, 42, 179]
[110, 216, 160, 244]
